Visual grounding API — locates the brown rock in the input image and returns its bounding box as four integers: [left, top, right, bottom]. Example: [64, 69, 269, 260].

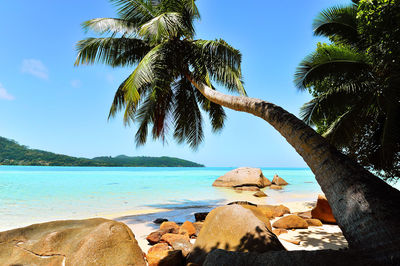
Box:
[296, 211, 312, 219]
[170, 238, 193, 257]
[147, 247, 184, 266]
[194, 212, 208, 222]
[253, 191, 267, 197]
[311, 195, 337, 224]
[161, 233, 190, 246]
[257, 204, 290, 218]
[272, 228, 288, 236]
[160, 221, 180, 234]
[212, 167, 271, 188]
[234, 185, 260, 191]
[148, 242, 171, 253]
[179, 221, 196, 237]
[0, 218, 146, 266]
[273, 215, 308, 229]
[147, 230, 170, 245]
[272, 174, 289, 186]
[270, 185, 283, 190]
[306, 219, 323, 227]
[187, 205, 285, 265]
[193, 222, 203, 236]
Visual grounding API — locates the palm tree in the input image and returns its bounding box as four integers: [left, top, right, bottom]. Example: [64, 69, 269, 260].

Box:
[295, 1, 400, 180]
[76, 0, 400, 263]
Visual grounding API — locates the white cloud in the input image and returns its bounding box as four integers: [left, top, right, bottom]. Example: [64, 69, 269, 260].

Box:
[71, 79, 82, 88]
[21, 59, 49, 79]
[0, 84, 15, 101]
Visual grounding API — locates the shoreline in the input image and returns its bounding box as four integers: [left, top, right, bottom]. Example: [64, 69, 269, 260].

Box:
[0, 187, 348, 254]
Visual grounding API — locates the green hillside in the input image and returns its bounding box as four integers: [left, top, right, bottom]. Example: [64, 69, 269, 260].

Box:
[0, 137, 204, 167]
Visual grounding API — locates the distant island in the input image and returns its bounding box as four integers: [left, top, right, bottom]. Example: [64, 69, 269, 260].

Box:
[0, 137, 204, 167]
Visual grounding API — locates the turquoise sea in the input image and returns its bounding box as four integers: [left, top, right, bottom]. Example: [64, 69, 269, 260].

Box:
[0, 166, 323, 231]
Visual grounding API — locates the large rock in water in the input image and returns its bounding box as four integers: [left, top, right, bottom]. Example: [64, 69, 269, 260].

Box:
[311, 194, 337, 224]
[272, 174, 289, 186]
[212, 167, 271, 188]
[186, 205, 285, 265]
[0, 218, 146, 266]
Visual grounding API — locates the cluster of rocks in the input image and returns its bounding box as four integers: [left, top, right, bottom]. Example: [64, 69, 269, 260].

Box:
[212, 167, 289, 197]
[145, 220, 203, 265]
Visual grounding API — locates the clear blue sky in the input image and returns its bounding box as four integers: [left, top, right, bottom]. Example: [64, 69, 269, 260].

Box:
[0, 0, 349, 167]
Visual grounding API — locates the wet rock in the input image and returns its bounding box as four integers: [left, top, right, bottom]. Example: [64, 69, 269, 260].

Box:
[187, 205, 284, 265]
[213, 167, 271, 188]
[0, 218, 146, 266]
[272, 174, 289, 186]
[270, 185, 283, 190]
[194, 212, 209, 222]
[311, 195, 337, 224]
[153, 218, 168, 224]
[253, 191, 268, 197]
[273, 215, 308, 229]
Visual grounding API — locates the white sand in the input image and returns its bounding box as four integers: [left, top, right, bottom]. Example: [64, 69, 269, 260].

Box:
[113, 197, 347, 253]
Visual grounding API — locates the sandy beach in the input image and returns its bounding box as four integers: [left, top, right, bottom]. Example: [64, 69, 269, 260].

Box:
[110, 189, 348, 253]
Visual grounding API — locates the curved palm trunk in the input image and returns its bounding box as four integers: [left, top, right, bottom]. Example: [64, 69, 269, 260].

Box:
[188, 77, 400, 263]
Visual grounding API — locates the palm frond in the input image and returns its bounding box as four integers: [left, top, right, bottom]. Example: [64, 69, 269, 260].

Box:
[193, 85, 226, 132]
[75, 37, 150, 67]
[139, 12, 191, 44]
[82, 18, 137, 35]
[111, 0, 156, 26]
[191, 39, 246, 94]
[294, 44, 371, 90]
[313, 5, 360, 46]
[134, 85, 174, 146]
[173, 77, 203, 148]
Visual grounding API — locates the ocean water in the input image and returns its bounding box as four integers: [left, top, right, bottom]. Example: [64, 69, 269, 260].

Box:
[0, 166, 322, 231]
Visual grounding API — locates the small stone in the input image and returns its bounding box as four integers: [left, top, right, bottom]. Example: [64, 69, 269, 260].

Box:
[253, 191, 267, 197]
[270, 185, 283, 190]
[153, 218, 168, 224]
[306, 218, 323, 227]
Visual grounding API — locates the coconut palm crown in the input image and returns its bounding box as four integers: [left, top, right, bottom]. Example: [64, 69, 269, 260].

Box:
[75, 0, 245, 148]
[294, 1, 400, 180]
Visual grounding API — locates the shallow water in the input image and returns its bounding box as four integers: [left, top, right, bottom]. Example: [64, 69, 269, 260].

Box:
[1, 166, 396, 231]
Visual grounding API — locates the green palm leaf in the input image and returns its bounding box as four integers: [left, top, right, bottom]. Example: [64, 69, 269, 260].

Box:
[295, 44, 371, 90]
[82, 18, 137, 35]
[75, 37, 150, 67]
[313, 5, 360, 46]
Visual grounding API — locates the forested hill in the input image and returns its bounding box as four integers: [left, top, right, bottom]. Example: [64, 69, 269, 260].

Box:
[0, 137, 204, 167]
